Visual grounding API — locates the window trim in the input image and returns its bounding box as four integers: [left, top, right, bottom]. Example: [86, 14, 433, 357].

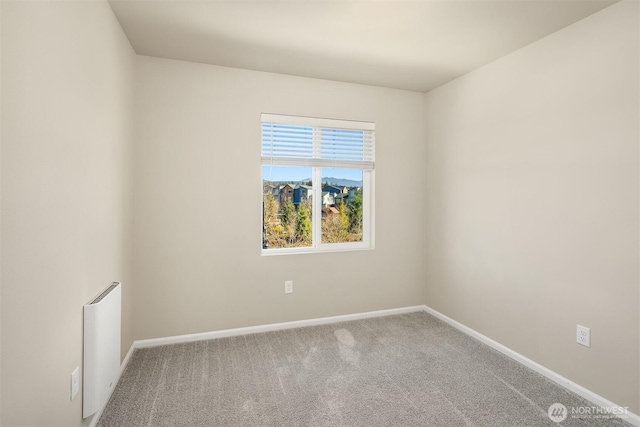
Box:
[260, 114, 375, 256]
[261, 113, 375, 131]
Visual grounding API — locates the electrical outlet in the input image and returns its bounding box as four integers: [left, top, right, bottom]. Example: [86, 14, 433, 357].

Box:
[284, 280, 293, 294]
[70, 367, 80, 400]
[577, 325, 590, 347]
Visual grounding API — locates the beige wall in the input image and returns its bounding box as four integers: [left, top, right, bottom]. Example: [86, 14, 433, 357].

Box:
[0, 0, 3, 421]
[424, 0, 639, 414]
[132, 56, 427, 341]
[1, 1, 135, 426]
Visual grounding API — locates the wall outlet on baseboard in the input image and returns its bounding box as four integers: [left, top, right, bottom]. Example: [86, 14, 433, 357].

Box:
[70, 367, 80, 400]
[576, 325, 590, 347]
[284, 280, 293, 294]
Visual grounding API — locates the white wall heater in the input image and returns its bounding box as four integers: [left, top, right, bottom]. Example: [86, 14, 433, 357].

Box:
[83, 282, 121, 419]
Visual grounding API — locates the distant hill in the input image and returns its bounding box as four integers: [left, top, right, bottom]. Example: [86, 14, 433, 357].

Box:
[320, 177, 362, 187]
[263, 177, 362, 187]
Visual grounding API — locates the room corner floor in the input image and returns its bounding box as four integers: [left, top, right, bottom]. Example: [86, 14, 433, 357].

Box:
[98, 312, 631, 426]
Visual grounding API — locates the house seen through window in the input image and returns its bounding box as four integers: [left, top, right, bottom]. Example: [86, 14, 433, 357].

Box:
[261, 114, 375, 254]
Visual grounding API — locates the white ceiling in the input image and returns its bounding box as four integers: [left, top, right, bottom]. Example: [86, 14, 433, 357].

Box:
[108, 0, 617, 93]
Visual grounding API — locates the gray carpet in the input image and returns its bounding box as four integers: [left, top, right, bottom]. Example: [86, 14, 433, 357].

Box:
[98, 312, 631, 426]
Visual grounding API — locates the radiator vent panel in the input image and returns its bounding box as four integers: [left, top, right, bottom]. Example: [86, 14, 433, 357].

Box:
[83, 282, 121, 419]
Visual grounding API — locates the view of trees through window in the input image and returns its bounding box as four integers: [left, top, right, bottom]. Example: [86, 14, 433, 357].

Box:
[262, 166, 363, 249]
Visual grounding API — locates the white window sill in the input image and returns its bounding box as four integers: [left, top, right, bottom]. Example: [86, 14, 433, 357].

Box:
[261, 244, 374, 256]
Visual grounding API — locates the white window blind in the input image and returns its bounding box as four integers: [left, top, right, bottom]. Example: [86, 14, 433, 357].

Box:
[261, 114, 375, 170]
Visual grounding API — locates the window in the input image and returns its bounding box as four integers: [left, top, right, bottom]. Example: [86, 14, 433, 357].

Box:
[261, 114, 374, 254]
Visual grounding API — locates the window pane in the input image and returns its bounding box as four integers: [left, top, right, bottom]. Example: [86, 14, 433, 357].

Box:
[262, 166, 313, 249]
[321, 168, 363, 244]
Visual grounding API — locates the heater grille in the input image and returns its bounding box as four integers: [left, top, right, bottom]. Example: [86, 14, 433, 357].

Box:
[90, 283, 118, 305]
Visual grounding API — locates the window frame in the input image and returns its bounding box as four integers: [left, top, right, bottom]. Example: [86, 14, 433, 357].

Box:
[260, 114, 375, 256]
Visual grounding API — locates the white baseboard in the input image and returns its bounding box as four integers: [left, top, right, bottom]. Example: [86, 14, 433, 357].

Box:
[88, 342, 136, 427]
[135, 305, 425, 348]
[422, 305, 640, 427]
